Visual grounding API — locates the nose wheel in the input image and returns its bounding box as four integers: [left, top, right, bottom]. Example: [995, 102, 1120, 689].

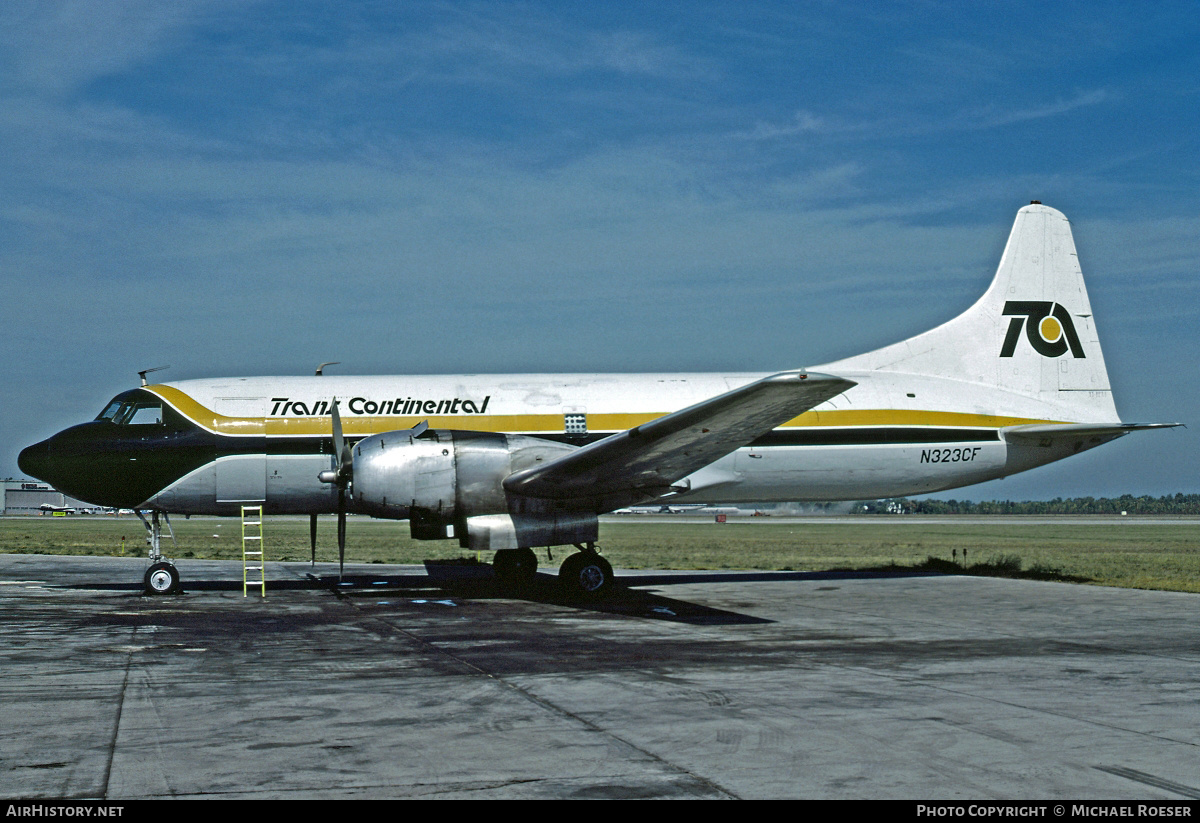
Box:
[144, 561, 180, 595]
[137, 510, 181, 595]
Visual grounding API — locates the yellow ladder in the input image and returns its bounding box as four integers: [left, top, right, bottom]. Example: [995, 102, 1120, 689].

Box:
[241, 505, 265, 597]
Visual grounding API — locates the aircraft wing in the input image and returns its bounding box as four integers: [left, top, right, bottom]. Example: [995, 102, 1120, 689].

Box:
[503, 371, 855, 506]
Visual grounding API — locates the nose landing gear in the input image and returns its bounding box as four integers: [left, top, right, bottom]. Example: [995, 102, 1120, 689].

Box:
[144, 561, 181, 595]
[136, 510, 180, 595]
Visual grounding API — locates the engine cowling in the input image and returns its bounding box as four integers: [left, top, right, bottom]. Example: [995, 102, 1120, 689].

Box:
[349, 429, 598, 550]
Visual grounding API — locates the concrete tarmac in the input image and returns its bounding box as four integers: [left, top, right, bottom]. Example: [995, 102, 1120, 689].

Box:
[1, 553, 1198, 800]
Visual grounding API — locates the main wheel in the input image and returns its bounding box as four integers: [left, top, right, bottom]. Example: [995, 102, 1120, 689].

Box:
[558, 552, 614, 597]
[144, 562, 180, 595]
[493, 547, 539, 586]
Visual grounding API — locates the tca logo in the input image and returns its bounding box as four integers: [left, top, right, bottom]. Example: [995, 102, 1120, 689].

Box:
[1000, 301, 1086, 358]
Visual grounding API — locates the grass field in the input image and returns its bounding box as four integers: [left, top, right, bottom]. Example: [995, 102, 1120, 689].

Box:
[2, 515, 1196, 593]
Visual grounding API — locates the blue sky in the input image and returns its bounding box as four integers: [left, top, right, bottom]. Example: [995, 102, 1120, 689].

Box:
[3, 1, 1197, 500]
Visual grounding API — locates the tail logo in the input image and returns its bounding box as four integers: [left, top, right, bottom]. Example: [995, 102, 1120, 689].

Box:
[1000, 301, 1086, 358]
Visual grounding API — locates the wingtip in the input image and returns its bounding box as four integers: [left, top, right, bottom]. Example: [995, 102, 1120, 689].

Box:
[772, 371, 859, 386]
[770, 370, 858, 390]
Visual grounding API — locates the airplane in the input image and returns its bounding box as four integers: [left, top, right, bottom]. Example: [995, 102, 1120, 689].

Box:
[18, 203, 1178, 596]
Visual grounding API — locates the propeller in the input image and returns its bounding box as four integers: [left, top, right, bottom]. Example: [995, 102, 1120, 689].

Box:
[316, 402, 429, 584]
[317, 399, 353, 582]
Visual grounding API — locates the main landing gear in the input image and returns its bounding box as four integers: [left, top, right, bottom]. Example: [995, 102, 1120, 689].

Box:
[492, 547, 539, 585]
[491, 543, 614, 597]
[136, 510, 181, 595]
[558, 546, 614, 597]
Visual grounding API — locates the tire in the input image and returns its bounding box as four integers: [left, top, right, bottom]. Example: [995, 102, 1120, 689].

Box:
[558, 552, 614, 597]
[493, 548, 539, 585]
[144, 562, 180, 595]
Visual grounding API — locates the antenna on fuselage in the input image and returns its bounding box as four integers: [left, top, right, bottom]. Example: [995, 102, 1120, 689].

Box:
[316, 362, 340, 376]
[138, 365, 170, 386]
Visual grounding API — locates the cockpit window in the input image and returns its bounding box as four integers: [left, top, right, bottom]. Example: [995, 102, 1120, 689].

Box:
[98, 400, 123, 421]
[95, 396, 164, 426]
[124, 403, 163, 425]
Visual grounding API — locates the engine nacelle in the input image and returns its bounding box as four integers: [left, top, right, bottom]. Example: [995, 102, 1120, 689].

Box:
[349, 429, 598, 550]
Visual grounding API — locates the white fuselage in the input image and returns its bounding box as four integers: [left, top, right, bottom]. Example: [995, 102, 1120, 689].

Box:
[140, 367, 1092, 516]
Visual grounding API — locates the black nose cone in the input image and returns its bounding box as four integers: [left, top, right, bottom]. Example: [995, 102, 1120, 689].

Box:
[18, 439, 52, 483]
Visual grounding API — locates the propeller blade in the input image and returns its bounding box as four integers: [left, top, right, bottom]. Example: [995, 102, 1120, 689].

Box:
[337, 489, 346, 582]
[332, 399, 346, 468]
[318, 400, 351, 584]
[309, 513, 317, 566]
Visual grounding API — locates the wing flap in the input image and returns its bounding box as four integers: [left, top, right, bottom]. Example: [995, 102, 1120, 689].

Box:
[503, 371, 854, 503]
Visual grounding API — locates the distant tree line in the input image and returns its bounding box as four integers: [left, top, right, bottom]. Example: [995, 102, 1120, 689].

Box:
[854, 493, 1200, 515]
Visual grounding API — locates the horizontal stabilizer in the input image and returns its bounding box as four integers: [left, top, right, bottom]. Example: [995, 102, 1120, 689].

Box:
[504, 371, 855, 504]
[1004, 422, 1182, 446]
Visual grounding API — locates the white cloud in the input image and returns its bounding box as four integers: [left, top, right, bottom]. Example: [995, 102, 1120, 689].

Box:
[962, 88, 1112, 130]
[0, 0, 229, 95]
[741, 109, 826, 141]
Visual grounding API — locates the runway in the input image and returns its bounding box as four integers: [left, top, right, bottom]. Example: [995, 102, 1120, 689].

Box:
[2, 553, 1198, 800]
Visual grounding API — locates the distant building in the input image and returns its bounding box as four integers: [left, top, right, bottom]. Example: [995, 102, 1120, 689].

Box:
[2, 479, 103, 515]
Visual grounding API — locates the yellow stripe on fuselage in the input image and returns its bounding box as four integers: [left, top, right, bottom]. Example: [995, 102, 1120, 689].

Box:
[147, 384, 1064, 438]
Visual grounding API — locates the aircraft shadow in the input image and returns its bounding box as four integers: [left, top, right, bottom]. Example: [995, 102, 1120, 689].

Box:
[313, 570, 772, 626]
[55, 567, 948, 626]
[318, 567, 947, 624]
[58, 570, 775, 625]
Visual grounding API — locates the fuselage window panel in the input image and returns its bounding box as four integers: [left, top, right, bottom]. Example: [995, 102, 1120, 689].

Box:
[97, 400, 124, 421]
[125, 404, 164, 426]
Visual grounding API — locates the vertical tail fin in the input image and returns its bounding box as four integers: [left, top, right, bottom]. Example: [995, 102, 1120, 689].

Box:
[823, 203, 1119, 422]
